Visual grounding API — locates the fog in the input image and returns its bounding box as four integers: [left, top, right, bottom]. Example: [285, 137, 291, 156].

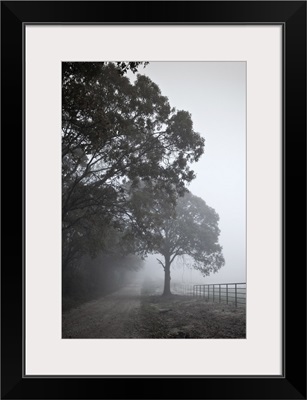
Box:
[62, 62, 247, 338]
[129, 62, 246, 285]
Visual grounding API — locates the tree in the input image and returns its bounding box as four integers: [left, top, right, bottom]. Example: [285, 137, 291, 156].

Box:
[62, 62, 205, 269]
[129, 188, 225, 296]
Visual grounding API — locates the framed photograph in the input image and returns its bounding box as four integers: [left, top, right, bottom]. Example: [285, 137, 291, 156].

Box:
[1, 1, 306, 399]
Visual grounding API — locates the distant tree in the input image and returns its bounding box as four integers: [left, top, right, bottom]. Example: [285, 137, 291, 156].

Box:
[129, 188, 225, 296]
[62, 62, 204, 269]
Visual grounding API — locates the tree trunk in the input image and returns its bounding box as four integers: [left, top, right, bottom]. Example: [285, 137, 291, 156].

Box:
[163, 256, 172, 296]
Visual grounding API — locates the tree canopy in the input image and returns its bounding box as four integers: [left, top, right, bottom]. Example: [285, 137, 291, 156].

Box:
[62, 62, 205, 269]
[129, 188, 225, 295]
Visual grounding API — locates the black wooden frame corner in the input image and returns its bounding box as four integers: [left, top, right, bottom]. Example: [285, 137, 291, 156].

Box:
[1, 1, 306, 399]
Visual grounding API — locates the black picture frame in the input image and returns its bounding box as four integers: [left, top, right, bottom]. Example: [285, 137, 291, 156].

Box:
[1, 1, 306, 399]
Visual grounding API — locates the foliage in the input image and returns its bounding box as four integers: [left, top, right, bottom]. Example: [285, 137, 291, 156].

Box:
[62, 62, 204, 269]
[129, 188, 225, 295]
[165, 192, 225, 275]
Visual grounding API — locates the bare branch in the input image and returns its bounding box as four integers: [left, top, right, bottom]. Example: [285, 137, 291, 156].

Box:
[156, 258, 165, 270]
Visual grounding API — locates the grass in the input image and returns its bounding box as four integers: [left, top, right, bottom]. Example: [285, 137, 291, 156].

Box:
[130, 294, 246, 339]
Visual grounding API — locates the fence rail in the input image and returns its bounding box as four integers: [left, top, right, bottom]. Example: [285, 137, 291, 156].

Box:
[192, 283, 246, 307]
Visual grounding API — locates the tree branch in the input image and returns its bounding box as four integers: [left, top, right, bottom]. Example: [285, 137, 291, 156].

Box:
[156, 258, 165, 270]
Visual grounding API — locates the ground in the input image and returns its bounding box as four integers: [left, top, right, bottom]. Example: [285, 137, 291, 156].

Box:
[62, 282, 246, 339]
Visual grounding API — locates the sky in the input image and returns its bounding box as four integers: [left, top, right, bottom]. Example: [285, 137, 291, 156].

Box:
[128, 62, 246, 285]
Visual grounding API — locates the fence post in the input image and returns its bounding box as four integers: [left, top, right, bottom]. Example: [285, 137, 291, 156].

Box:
[213, 285, 215, 302]
[226, 284, 228, 304]
[219, 284, 221, 303]
[235, 284, 237, 307]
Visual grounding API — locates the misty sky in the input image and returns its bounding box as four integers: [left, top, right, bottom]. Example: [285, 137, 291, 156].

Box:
[128, 62, 246, 284]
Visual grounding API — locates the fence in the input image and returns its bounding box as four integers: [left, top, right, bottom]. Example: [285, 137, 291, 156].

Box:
[192, 283, 246, 307]
[171, 283, 195, 296]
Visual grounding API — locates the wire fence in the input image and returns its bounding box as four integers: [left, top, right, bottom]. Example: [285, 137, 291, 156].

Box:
[192, 283, 246, 307]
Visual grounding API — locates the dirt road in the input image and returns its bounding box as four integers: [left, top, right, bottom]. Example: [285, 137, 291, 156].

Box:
[63, 283, 246, 339]
[62, 282, 141, 338]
